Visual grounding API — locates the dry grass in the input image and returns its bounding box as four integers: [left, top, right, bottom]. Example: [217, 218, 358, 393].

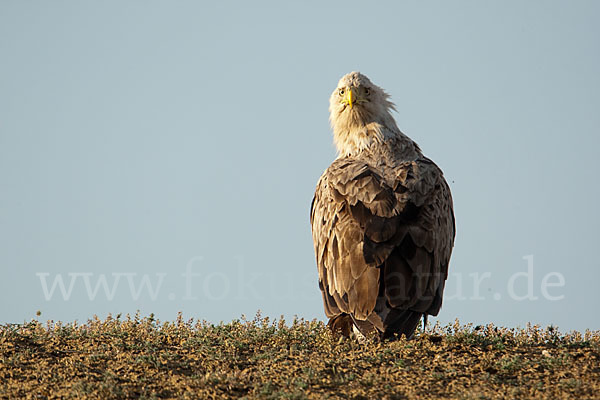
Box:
[1, 312, 599, 399]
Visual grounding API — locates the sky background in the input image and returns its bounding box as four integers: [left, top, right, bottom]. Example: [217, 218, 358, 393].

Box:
[1, 1, 599, 332]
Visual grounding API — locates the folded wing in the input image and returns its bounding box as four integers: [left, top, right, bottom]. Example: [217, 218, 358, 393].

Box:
[310, 157, 455, 325]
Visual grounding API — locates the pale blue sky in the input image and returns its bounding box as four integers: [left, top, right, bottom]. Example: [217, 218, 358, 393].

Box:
[1, 1, 599, 331]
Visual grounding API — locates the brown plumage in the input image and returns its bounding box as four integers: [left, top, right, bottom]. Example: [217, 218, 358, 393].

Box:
[310, 72, 455, 340]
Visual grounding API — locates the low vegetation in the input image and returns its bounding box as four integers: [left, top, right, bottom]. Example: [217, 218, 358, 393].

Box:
[1, 313, 599, 399]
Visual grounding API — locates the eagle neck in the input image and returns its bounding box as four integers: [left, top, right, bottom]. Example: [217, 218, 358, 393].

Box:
[333, 121, 421, 161]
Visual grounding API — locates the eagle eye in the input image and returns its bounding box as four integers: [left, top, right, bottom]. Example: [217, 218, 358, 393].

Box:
[364, 87, 370, 96]
[338, 88, 345, 96]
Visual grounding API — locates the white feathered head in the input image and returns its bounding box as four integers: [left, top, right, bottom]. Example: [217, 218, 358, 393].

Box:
[329, 72, 400, 156]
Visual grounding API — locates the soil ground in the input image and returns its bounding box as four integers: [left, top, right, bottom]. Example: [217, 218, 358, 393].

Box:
[1, 313, 599, 399]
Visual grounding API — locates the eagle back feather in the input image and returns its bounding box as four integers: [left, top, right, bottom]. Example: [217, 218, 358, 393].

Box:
[310, 148, 455, 324]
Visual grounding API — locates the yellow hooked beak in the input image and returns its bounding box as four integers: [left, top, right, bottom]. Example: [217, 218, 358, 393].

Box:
[345, 88, 354, 109]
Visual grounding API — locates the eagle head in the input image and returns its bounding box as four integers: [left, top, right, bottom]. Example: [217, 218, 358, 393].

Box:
[329, 72, 399, 156]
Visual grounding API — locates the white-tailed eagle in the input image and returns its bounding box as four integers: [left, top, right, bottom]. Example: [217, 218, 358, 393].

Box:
[310, 72, 455, 340]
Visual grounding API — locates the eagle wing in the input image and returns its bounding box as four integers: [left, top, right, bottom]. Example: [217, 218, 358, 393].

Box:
[310, 157, 454, 322]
